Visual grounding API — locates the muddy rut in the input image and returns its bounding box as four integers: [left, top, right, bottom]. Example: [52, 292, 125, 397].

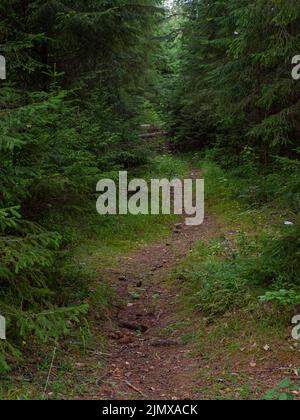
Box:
[89, 173, 219, 400]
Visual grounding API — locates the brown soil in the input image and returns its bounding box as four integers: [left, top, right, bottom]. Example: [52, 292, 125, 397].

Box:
[86, 174, 220, 400]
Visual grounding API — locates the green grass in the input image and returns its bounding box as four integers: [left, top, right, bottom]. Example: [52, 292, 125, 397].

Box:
[73, 213, 177, 268]
[73, 154, 190, 268]
[171, 158, 299, 400]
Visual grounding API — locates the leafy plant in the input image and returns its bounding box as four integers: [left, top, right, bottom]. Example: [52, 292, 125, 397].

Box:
[263, 378, 300, 401]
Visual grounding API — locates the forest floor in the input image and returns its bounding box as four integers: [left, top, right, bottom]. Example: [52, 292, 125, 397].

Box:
[5, 161, 299, 400]
[70, 167, 299, 401]
[82, 170, 219, 400]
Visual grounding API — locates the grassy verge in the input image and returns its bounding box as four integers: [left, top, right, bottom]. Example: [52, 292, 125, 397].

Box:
[173, 159, 300, 400]
[74, 154, 190, 269]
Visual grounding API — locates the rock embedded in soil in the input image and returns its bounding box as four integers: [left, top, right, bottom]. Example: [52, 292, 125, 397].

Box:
[108, 331, 123, 340]
[119, 336, 135, 345]
[175, 223, 183, 230]
[119, 321, 148, 333]
[150, 339, 180, 347]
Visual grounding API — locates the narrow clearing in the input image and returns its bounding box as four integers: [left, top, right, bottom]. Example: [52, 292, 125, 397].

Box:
[89, 171, 220, 400]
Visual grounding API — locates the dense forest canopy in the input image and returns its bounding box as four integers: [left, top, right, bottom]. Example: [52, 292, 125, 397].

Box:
[170, 0, 300, 160]
[0, 0, 299, 397]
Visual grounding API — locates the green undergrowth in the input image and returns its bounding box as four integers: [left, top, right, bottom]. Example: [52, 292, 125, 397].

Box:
[173, 158, 300, 400]
[0, 154, 189, 399]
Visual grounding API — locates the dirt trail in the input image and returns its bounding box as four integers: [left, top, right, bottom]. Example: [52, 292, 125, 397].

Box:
[90, 171, 220, 400]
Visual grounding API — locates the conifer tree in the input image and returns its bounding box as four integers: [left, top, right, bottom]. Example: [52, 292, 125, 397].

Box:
[171, 0, 300, 161]
[0, 0, 162, 369]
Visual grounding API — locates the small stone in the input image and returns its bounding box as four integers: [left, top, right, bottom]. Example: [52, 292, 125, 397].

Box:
[108, 331, 123, 340]
[150, 339, 179, 347]
[119, 336, 135, 345]
[119, 321, 148, 333]
[175, 223, 183, 229]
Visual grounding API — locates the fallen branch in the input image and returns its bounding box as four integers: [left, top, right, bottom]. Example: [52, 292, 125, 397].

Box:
[124, 380, 148, 399]
[140, 131, 167, 139]
[43, 344, 58, 398]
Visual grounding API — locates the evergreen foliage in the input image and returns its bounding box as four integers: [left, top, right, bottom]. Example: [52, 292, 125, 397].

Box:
[1, 0, 299, 380]
[0, 0, 162, 369]
[171, 0, 300, 160]
[169, 0, 300, 303]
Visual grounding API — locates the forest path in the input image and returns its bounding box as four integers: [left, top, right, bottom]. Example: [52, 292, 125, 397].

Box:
[86, 170, 220, 400]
